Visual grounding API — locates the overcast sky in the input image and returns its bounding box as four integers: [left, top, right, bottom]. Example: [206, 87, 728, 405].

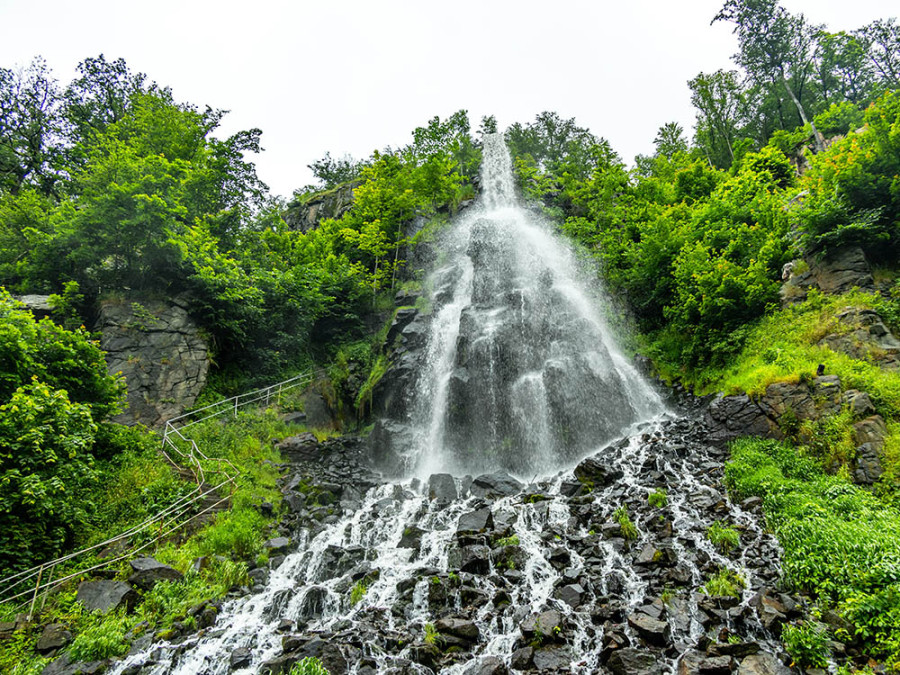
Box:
[0, 0, 896, 198]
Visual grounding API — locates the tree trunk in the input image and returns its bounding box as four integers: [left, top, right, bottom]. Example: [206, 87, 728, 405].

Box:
[781, 75, 825, 152]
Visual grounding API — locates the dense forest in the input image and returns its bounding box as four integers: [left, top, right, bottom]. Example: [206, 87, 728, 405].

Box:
[2, 0, 900, 672]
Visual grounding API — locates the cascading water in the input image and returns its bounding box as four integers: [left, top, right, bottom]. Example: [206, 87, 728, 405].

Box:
[380, 134, 664, 478]
[111, 138, 792, 675]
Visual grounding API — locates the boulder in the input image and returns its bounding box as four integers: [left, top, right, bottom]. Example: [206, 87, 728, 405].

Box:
[573, 456, 624, 488]
[737, 653, 792, 675]
[532, 646, 573, 670]
[264, 537, 292, 555]
[463, 656, 508, 675]
[627, 612, 671, 647]
[459, 545, 491, 575]
[230, 647, 252, 669]
[428, 473, 458, 502]
[398, 526, 424, 549]
[606, 648, 663, 675]
[35, 624, 71, 654]
[469, 473, 522, 499]
[819, 308, 900, 369]
[457, 508, 494, 537]
[128, 557, 183, 590]
[435, 617, 481, 643]
[76, 580, 138, 613]
[520, 610, 564, 642]
[41, 654, 108, 675]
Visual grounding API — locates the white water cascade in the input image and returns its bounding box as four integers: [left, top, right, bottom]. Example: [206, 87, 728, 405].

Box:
[109, 138, 786, 675]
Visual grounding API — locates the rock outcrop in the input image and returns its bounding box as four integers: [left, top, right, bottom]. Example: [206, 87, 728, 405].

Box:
[97, 298, 209, 427]
[284, 181, 361, 233]
[780, 246, 875, 305]
[818, 307, 900, 370]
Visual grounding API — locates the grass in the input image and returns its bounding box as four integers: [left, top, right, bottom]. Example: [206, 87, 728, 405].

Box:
[707, 521, 741, 553]
[688, 289, 900, 421]
[613, 506, 639, 540]
[701, 568, 746, 597]
[648, 489, 668, 508]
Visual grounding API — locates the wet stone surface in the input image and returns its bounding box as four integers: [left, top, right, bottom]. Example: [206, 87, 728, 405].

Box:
[104, 417, 811, 674]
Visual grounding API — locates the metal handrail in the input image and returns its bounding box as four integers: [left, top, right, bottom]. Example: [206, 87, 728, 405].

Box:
[0, 371, 313, 615]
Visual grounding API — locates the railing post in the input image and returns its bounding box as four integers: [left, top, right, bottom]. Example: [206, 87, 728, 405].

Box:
[28, 564, 44, 621]
[233, 396, 238, 419]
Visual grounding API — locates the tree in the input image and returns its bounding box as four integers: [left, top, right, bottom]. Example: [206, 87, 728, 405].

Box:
[308, 151, 364, 189]
[689, 70, 747, 167]
[0, 58, 64, 196]
[714, 0, 826, 151]
[813, 31, 873, 106]
[856, 19, 900, 90]
[653, 122, 688, 159]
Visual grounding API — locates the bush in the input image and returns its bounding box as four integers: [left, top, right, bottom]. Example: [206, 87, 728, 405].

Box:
[289, 658, 330, 675]
[68, 613, 132, 661]
[707, 521, 740, 553]
[782, 621, 831, 668]
[648, 489, 668, 507]
[702, 568, 746, 597]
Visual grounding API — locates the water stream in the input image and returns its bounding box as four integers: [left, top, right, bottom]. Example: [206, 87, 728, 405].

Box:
[111, 137, 785, 675]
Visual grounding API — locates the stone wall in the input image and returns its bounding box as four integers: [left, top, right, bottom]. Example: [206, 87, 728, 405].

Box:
[97, 298, 209, 427]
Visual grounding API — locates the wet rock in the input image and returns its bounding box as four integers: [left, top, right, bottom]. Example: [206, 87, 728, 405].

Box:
[459, 545, 491, 575]
[428, 473, 458, 501]
[296, 638, 348, 674]
[573, 456, 624, 488]
[532, 646, 573, 670]
[457, 508, 494, 538]
[264, 537, 292, 555]
[408, 643, 440, 669]
[520, 610, 564, 642]
[398, 526, 424, 549]
[41, 654, 108, 675]
[811, 246, 874, 294]
[128, 557, 183, 590]
[230, 647, 252, 669]
[737, 653, 792, 675]
[510, 646, 534, 669]
[463, 656, 508, 675]
[76, 580, 138, 613]
[606, 647, 662, 675]
[470, 472, 522, 499]
[435, 616, 480, 644]
[708, 641, 761, 658]
[627, 612, 671, 647]
[35, 623, 71, 654]
[555, 583, 584, 608]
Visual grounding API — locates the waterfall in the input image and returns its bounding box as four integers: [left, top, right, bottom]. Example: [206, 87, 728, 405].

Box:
[108, 138, 789, 675]
[389, 133, 664, 478]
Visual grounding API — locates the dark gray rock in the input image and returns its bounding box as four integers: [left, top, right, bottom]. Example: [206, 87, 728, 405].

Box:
[457, 508, 493, 537]
[398, 526, 424, 549]
[573, 456, 624, 487]
[97, 298, 209, 427]
[35, 623, 71, 654]
[855, 442, 884, 484]
[435, 617, 481, 643]
[532, 646, 573, 670]
[230, 647, 252, 669]
[459, 545, 491, 575]
[428, 473, 458, 501]
[41, 653, 108, 675]
[520, 610, 564, 642]
[819, 307, 900, 369]
[606, 648, 662, 675]
[811, 246, 874, 294]
[463, 656, 508, 675]
[76, 580, 138, 613]
[555, 583, 584, 608]
[264, 537, 292, 555]
[737, 653, 792, 675]
[284, 180, 361, 233]
[843, 390, 876, 418]
[128, 557, 183, 590]
[627, 612, 671, 647]
[510, 646, 534, 670]
[470, 472, 522, 499]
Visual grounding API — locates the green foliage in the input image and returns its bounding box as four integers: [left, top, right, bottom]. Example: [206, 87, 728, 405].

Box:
[350, 580, 367, 605]
[782, 621, 831, 668]
[495, 534, 520, 547]
[289, 657, 330, 675]
[707, 521, 741, 552]
[648, 489, 668, 507]
[702, 568, 746, 597]
[726, 437, 900, 663]
[68, 613, 133, 661]
[800, 411, 855, 470]
[613, 507, 639, 540]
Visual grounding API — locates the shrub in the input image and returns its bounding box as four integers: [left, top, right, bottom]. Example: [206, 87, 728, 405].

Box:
[68, 613, 132, 661]
[613, 507, 639, 540]
[702, 568, 746, 597]
[648, 489, 668, 508]
[782, 621, 831, 668]
[289, 658, 330, 675]
[707, 521, 740, 553]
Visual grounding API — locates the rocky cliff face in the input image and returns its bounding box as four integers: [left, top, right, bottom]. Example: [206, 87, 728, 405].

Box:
[97, 298, 209, 427]
[284, 181, 361, 233]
